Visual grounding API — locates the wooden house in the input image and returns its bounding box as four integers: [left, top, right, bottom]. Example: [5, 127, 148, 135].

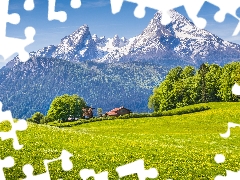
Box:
[105, 106, 132, 117]
[82, 106, 95, 118]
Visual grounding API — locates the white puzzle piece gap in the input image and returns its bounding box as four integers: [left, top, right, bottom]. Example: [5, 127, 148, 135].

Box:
[116, 159, 158, 180]
[0, 102, 27, 150]
[0, 0, 35, 62]
[22, 150, 73, 180]
[215, 170, 240, 179]
[206, 0, 240, 36]
[0, 0, 82, 62]
[48, 0, 67, 22]
[220, 122, 240, 138]
[71, 0, 81, 9]
[0, 156, 14, 180]
[48, 0, 82, 22]
[110, 0, 207, 28]
[24, 0, 35, 11]
[110, 0, 240, 35]
[232, 83, 240, 96]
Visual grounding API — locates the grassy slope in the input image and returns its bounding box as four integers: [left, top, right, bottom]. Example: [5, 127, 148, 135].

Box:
[1, 102, 240, 179]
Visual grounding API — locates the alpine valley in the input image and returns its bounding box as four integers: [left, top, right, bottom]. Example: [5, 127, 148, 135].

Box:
[1, 10, 240, 118]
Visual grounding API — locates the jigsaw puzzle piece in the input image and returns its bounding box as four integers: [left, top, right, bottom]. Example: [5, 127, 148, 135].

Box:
[0, 26, 35, 62]
[48, 0, 81, 22]
[110, 0, 207, 28]
[0, 119, 28, 150]
[110, 0, 187, 24]
[132, 0, 184, 24]
[0, 156, 14, 180]
[59, 150, 73, 171]
[116, 159, 158, 180]
[0, 102, 28, 150]
[0, 0, 20, 38]
[204, 0, 240, 35]
[207, 0, 240, 22]
[48, 0, 67, 22]
[232, 7, 240, 36]
[22, 150, 73, 179]
[0, 0, 36, 62]
[233, 21, 240, 36]
[182, 0, 207, 29]
[23, 164, 51, 180]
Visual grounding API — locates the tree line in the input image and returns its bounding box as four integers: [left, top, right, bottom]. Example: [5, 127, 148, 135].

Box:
[148, 62, 240, 112]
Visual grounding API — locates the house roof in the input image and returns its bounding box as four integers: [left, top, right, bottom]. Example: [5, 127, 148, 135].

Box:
[106, 111, 118, 116]
[106, 106, 131, 114]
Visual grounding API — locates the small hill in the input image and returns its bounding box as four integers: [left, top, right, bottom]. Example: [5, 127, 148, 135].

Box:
[1, 102, 240, 179]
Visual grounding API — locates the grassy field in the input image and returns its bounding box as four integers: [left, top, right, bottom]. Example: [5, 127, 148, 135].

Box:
[1, 102, 240, 179]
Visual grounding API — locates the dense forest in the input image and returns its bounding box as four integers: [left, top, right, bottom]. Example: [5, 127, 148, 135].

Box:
[148, 62, 240, 112]
[0, 57, 169, 118]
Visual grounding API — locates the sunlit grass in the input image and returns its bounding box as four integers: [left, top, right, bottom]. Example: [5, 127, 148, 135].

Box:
[1, 102, 240, 179]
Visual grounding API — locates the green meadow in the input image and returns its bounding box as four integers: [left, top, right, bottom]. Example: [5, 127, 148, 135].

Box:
[1, 102, 240, 179]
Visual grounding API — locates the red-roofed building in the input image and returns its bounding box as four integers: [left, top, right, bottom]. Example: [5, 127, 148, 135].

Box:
[105, 106, 132, 117]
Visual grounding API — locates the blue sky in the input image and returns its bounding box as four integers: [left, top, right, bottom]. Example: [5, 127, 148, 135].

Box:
[1, 0, 240, 67]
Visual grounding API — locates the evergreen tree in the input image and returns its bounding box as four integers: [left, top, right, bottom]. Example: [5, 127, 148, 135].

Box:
[97, 108, 103, 117]
[199, 63, 208, 103]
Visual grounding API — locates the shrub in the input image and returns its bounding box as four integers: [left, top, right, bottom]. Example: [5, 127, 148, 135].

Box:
[161, 104, 210, 116]
[27, 112, 44, 124]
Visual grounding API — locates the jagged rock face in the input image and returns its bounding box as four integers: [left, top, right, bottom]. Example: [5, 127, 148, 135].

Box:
[112, 35, 120, 47]
[6, 10, 240, 67]
[34, 25, 98, 62]
[97, 10, 240, 65]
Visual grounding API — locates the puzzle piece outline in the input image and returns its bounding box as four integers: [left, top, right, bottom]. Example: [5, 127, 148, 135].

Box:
[22, 150, 73, 180]
[0, 156, 14, 180]
[0, 0, 82, 63]
[110, 0, 240, 36]
[0, 102, 27, 150]
[0, 0, 36, 62]
[116, 159, 158, 180]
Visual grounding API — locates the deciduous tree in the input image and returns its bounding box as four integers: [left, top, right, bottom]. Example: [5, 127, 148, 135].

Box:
[47, 94, 86, 121]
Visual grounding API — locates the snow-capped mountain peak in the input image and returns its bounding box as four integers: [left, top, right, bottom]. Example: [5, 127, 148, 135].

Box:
[6, 10, 240, 68]
[96, 10, 240, 64]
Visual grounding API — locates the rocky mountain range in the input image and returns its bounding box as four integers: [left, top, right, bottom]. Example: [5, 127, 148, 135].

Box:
[2, 10, 240, 118]
[7, 10, 240, 68]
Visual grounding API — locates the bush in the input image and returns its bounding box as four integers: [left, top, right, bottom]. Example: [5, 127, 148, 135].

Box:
[118, 114, 130, 119]
[40, 116, 53, 124]
[161, 104, 210, 116]
[27, 112, 44, 124]
[119, 104, 210, 119]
